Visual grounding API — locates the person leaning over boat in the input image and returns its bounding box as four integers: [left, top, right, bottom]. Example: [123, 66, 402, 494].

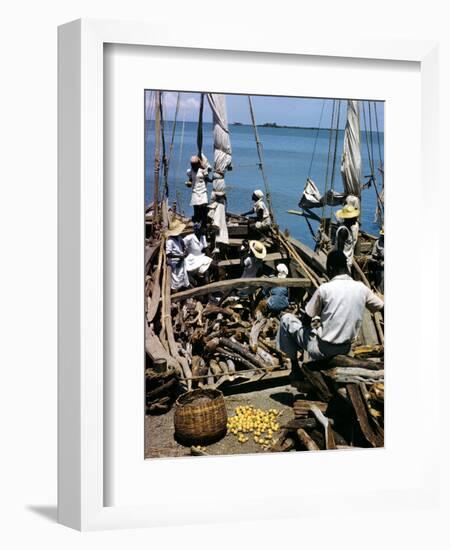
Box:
[165, 219, 189, 291]
[183, 223, 213, 285]
[277, 250, 383, 364]
[256, 263, 290, 317]
[240, 189, 271, 231]
[186, 154, 212, 228]
[334, 203, 360, 270]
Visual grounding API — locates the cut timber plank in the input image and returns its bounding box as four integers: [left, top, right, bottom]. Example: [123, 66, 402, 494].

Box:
[346, 383, 384, 447]
[171, 276, 312, 301]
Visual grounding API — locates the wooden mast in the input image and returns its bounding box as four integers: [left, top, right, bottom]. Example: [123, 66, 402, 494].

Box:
[248, 95, 276, 224]
[153, 90, 161, 221]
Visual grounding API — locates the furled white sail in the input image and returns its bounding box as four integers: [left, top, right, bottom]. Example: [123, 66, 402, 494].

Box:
[340, 100, 361, 197]
[206, 93, 232, 245]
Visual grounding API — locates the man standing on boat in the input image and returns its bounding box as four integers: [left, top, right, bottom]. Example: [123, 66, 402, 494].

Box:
[241, 189, 272, 232]
[186, 154, 212, 228]
[334, 203, 360, 270]
[277, 250, 383, 364]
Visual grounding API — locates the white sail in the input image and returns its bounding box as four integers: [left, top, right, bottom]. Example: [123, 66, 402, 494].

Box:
[206, 93, 232, 245]
[340, 100, 361, 197]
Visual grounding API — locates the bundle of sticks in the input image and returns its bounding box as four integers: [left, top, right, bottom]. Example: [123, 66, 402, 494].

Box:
[170, 297, 291, 388]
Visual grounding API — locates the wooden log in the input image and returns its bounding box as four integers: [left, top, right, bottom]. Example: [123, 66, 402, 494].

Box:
[293, 399, 328, 418]
[146, 242, 164, 324]
[249, 317, 266, 353]
[301, 366, 334, 402]
[170, 277, 311, 301]
[305, 354, 383, 371]
[211, 337, 267, 370]
[146, 376, 177, 401]
[296, 429, 320, 451]
[346, 383, 384, 448]
[270, 429, 296, 452]
[145, 325, 180, 372]
[161, 254, 192, 390]
[323, 367, 384, 385]
[281, 418, 318, 431]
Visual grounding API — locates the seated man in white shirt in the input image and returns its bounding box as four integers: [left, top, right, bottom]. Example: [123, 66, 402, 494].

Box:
[183, 223, 213, 285]
[277, 250, 384, 364]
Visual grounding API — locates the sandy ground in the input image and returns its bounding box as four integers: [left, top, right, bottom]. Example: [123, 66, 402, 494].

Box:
[145, 384, 298, 459]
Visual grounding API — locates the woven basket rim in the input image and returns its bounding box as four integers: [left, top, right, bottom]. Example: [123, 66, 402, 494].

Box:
[175, 388, 224, 408]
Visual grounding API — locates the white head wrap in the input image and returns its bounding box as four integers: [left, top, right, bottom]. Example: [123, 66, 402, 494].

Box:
[276, 263, 289, 278]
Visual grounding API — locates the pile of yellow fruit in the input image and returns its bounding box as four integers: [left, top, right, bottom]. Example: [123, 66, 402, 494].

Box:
[227, 406, 281, 447]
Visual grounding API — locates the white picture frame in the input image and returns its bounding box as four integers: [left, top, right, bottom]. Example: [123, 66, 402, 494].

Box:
[58, 18, 440, 531]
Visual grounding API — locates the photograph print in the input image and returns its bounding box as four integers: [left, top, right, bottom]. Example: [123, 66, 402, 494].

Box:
[144, 91, 384, 459]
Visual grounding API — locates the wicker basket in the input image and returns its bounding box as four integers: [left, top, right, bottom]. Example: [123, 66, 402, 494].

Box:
[174, 388, 228, 445]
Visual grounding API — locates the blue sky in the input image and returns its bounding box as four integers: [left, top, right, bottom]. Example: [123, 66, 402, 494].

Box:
[145, 91, 384, 130]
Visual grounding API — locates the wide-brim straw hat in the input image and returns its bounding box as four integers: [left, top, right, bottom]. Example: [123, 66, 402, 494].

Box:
[165, 219, 186, 237]
[249, 240, 267, 259]
[336, 204, 360, 219]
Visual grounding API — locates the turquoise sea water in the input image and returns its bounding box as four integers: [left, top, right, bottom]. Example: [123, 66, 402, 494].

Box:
[145, 121, 384, 249]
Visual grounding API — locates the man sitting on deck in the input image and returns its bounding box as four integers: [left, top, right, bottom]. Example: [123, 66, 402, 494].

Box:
[240, 189, 272, 232]
[277, 250, 384, 364]
[183, 223, 213, 285]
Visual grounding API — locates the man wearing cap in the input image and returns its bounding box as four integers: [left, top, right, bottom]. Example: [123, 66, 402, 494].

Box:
[186, 155, 212, 228]
[165, 219, 189, 291]
[277, 250, 384, 365]
[241, 190, 272, 231]
[334, 203, 360, 270]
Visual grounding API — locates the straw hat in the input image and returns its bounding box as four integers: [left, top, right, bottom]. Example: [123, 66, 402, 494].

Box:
[249, 240, 267, 259]
[165, 219, 186, 237]
[336, 204, 360, 219]
[276, 263, 289, 278]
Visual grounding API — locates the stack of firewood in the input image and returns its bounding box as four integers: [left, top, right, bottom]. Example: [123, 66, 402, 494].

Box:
[271, 350, 385, 451]
[170, 297, 291, 388]
[145, 359, 179, 415]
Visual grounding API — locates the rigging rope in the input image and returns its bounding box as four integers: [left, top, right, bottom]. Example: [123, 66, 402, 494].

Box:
[159, 93, 169, 200]
[247, 95, 276, 224]
[362, 101, 384, 220]
[320, 99, 337, 222]
[197, 93, 204, 158]
[307, 99, 326, 177]
[174, 113, 186, 214]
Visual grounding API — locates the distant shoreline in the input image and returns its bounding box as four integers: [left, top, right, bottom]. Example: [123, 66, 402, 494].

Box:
[145, 119, 383, 133]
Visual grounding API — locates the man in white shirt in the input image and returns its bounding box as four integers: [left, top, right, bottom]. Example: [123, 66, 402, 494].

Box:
[277, 250, 383, 362]
[186, 155, 212, 228]
[183, 223, 213, 284]
[241, 189, 272, 231]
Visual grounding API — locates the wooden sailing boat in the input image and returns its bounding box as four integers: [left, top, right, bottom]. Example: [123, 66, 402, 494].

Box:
[145, 93, 384, 444]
